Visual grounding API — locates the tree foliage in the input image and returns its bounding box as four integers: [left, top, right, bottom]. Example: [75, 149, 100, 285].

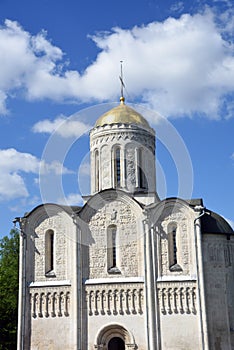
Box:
[0, 229, 19, 350]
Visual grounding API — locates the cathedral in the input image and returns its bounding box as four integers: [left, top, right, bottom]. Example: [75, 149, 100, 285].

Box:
[17, 95, 234, 350]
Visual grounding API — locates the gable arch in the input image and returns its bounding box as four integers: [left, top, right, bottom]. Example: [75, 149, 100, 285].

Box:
[24, 203, 76, 230]
[147, 197, 196, 227]
[79, 189, 144, 223]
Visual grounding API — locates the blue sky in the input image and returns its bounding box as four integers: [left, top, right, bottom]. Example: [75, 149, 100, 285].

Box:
[0, 0, 234, 237]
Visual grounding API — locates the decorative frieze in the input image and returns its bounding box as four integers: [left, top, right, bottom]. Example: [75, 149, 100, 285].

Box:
[30, 287, 70, 318]
[90, 130, 155, 152]
[86, 284, 144, 316]
[126, 146, 136, 190]
[157, 282, 197, 315]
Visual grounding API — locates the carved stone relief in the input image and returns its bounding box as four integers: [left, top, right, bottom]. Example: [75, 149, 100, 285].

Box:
[125, 146, 136, 191]
[34, 215, 67, 281]
[90, 130, 155, 152]
[207, 242, 233, 267]
[88, 200, 139, 279]
[101, 145, 111, 189]
[159, 211, 190, 276]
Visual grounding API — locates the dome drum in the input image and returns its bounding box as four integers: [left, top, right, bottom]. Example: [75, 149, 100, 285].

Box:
[90, 101, 156, 197]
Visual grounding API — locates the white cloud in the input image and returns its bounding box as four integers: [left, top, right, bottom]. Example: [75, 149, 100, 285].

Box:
[9, 195, 40, 212]
[170, 1, 184, 13]
[58, 193, 83, 206]
[0, 9, 234, 119]
[0, 172, 28, 199]
[79, 161, 90, 176]
[32, 115, 91, 138]
[40, 160, 73, 175]
[0, 148, 72, 200]
[0, 148, 39, 173]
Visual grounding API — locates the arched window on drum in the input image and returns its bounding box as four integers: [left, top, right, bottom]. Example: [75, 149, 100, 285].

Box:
[94, 150, 99, 192]
[137, 147, 147, 190]
[113, 147, 121, 188]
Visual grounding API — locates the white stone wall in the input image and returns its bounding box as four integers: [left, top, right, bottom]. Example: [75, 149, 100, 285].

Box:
[30, 316, 75, 350]
[86, 282, 146, 349]
[19, 198, 234, 350]
[79, 193, 147, 348]
[34, 214, 67, 281]
[86, 198, 144, 279]
[157, 280, 201, 349]
[156, 203, 197, 279]
[203, 234, 234, 349]
[148, 200, 204, 349]
[160, 312, 201, 349]
[24, 206, 77, 283]
[29, 286, 74, 350]
[21, 205, 79, 350]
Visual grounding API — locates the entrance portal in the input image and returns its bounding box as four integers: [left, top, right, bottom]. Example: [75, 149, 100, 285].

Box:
[95, 324, 136, 349]
[108, 337, 125, 350]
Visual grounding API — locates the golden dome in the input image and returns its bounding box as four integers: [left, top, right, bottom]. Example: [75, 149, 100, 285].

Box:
[95, 98, 150, 128]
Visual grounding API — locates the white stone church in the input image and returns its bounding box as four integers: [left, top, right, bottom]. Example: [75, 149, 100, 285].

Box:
[17, 96, 234, 350]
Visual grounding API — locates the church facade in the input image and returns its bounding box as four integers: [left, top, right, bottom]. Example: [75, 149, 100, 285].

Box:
[17, 97, 234, 350]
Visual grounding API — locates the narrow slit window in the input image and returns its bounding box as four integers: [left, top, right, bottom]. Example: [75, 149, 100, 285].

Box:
[172, 228, 177, 265]
[137, 148, 147, 190]
[168, 225, 182, 272]
[95, 150, 99, 192]
[112, 228, 117, 268]
[107, 225, 120, 274]
[114, 147, 121, 187]
[138, 148, 143, 188]
[45, 229, 55, 276]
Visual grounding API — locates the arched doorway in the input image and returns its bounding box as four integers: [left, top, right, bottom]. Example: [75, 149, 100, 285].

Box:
[95, 324, 137, 350]
[108, 337, 125, 350]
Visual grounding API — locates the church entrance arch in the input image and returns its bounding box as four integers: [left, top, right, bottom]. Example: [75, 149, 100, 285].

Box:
[108, 337, 125, 350]
[94, 324, 137, 350]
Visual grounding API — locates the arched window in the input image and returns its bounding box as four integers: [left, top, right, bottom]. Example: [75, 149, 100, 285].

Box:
[138, 148, 143, 188]
[95, 150, 99, 192]
[45, 229, 55, 276]
[114, 147, 121, 187]
[168, 224, 182, 271]
[138, 147, 146, 189]
[172, 228, 177, 265]
[137, 148, 148, 189]
[107, 225, 120, 274]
